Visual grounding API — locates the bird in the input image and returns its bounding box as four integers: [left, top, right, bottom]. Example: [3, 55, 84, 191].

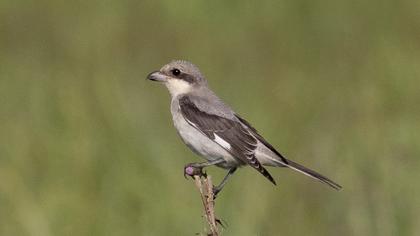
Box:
[147, 60, 341, 196]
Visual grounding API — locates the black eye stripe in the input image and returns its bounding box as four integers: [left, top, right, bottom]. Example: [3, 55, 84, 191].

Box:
[169, 68, 195, 83]
[178, 73, 195, 83]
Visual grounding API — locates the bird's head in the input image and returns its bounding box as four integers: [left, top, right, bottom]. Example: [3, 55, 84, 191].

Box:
[147, 60, 207, 97]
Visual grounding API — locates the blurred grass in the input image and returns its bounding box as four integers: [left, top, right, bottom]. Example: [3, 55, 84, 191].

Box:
[1, 0, 420, 235]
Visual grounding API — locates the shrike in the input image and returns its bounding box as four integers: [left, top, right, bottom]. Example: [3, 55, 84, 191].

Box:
[147, 60, 341, 196]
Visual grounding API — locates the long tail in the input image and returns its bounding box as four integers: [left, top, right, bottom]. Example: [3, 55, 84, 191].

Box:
[285, 159, 342, 190]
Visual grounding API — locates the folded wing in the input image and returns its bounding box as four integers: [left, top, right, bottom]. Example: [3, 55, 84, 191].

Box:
[179, 95, 276, 185]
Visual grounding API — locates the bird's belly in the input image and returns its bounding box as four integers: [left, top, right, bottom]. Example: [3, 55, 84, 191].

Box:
[171, 108, 239, 168]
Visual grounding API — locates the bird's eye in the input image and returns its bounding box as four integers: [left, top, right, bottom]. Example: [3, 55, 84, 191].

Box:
[171, 68, 181, 76]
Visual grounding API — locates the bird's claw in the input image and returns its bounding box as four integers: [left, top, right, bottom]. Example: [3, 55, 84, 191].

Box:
[215, 218, 226, 228]
[212, 185, 221, 199]
[184, 163, 206, 179]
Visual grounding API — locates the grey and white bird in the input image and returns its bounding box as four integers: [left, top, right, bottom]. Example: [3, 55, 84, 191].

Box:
[147, 60, 341, 196]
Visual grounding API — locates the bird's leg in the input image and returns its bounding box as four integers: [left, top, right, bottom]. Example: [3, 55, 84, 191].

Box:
[184, 158, 226, 178]
[213, 167, 237, 198]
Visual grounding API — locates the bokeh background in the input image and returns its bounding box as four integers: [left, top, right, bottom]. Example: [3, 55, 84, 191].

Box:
[1, 0, 420, 235]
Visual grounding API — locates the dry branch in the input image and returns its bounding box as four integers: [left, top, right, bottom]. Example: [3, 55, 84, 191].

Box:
[193, 175, 220, 236]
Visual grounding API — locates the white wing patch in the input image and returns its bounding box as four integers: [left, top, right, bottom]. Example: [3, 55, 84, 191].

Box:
[214, 134, 231, 150]
[184, 117, 199, 129]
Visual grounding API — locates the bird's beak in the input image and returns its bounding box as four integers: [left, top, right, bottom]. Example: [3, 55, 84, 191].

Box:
[147, 71, 167, 82]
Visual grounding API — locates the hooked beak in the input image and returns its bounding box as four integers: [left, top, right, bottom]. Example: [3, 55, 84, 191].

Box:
[147, 71, 167, 82]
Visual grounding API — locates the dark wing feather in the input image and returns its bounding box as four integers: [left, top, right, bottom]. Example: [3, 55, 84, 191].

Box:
[236, 115, 342, 190]
[235, 115, 289, 165]
[179, 96, 276, 185]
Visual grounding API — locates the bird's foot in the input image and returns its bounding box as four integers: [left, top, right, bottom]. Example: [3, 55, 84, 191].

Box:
[215, 218, 226, 228]
[212, 185, 222, 199]
[184, 163, 207, 179]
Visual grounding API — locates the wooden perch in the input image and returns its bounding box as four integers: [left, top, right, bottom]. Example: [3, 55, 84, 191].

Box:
[193, 175, 220, 236]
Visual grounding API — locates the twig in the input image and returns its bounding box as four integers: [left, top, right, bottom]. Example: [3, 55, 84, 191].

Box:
[193, 175, 220, 236]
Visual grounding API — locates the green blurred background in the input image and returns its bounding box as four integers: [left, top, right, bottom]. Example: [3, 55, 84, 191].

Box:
[1, 0, 419, 235]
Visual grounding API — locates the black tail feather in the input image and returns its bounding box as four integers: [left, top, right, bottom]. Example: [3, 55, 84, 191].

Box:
[286, 159, 342, 190]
